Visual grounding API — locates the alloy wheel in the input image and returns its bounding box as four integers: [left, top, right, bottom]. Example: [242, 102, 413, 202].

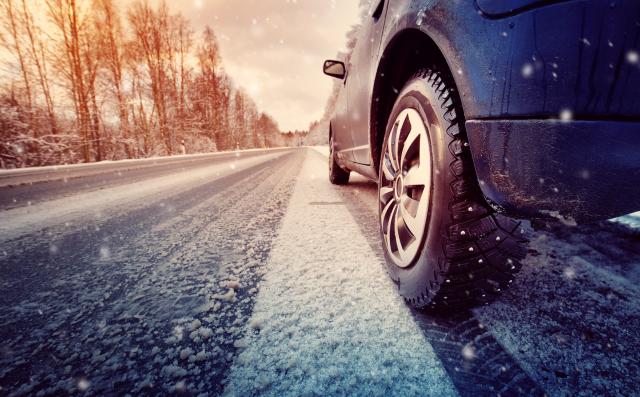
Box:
[379, 108, 432, 268]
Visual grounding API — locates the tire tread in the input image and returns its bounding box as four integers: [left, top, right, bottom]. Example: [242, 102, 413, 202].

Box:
[400, 68, 527, 311]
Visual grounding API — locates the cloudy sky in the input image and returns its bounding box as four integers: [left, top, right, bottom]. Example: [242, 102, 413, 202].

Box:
[160, 0, 362, 131]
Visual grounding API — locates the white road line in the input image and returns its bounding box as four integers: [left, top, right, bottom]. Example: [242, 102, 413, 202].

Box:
[0, 152, 285, 241]
[223, 150, 457, 397]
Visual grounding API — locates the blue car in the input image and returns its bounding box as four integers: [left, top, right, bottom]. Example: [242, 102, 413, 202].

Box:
[323, 0, 640, 310]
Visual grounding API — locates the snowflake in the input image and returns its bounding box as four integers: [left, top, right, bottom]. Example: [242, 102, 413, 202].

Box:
[559, 109, 573, 122]
[77, 378, 90, 391]
[462, 344, 475, 360]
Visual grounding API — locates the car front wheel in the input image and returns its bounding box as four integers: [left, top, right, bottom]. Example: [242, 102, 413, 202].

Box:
[378, 68, 527, 310]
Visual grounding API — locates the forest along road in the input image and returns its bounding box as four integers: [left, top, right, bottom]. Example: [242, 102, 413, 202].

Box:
[1, 147, 639, 396]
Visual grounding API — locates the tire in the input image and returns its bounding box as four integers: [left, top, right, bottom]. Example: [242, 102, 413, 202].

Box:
[329, 135, 350, 185]
[378, 68, 527, 311]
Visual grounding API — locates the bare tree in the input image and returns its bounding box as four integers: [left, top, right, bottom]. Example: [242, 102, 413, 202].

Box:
[128, 0, 172, 154]
[82, 21, 103, 161]
[94, 0, 132, 158]
[128, 60, 152, 156]
[171, 14, 193, 136]
[245, 99, 259, 148]
[195, 26, 224, 148]
[232, 89, 247, 149]
[20, 0, 57, 139]
[258, 113, 279, 148]
[0, 0, 32, 111]
[0, 0, 39, 163]
[46, 0, 95, 162]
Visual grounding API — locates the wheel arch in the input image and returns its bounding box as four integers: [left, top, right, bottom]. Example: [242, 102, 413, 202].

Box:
[370, 28, 461, 176]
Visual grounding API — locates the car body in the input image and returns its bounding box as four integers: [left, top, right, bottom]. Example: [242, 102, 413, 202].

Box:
[327, 0, 640, 223]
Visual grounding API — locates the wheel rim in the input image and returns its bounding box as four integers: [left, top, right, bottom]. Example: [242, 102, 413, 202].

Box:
[379, 108, 432, 268]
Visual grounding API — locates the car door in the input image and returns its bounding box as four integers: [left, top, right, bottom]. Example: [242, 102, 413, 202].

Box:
[332, 80, 356, 162]
[348, 0, 389, 165]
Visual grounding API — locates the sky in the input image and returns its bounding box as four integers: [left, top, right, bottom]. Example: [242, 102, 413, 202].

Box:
[159, 0, 362, 132]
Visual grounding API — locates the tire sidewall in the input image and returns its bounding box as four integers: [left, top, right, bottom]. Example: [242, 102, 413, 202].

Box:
[379, 77, 456, 301]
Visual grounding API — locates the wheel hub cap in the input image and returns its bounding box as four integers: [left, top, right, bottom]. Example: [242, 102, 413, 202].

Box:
[379, 108, 432, 268]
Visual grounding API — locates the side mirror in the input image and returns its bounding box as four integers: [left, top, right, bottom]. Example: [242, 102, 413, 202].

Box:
[323, 60, 346, 79]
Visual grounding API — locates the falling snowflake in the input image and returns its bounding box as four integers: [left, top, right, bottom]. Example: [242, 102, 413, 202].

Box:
[559, 109, 573, 122]
[77, 378, 90, 391]
[521, 63, 534, 78]
[563, 267, 576, 280]
[580, 169, 590, 179]
[462, 344, 475, 360]
[627, 50, 639, 65]
[99, 246, 111, 259]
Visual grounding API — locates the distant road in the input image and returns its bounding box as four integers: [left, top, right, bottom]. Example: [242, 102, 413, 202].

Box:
[0, 148, 291, 209]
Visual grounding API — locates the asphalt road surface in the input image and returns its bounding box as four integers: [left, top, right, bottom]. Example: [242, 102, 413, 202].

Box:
[0, 147, 638, 396]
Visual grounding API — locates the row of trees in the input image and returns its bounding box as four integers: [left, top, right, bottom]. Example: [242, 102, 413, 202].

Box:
[0, 0, 289, 168]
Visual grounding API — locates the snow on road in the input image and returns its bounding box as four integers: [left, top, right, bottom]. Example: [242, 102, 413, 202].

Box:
[309, 146, 640, 396]
[0, 150, 302, 395]
[474, 221, 640, 396]
[1, 146, 638, 396]
[223, 150, 456, 396]
[0, 151, 285, 241]
[613, 211, 640, 228]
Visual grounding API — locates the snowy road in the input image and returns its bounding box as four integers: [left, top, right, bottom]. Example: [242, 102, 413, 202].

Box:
[0, 147, 639, 396]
